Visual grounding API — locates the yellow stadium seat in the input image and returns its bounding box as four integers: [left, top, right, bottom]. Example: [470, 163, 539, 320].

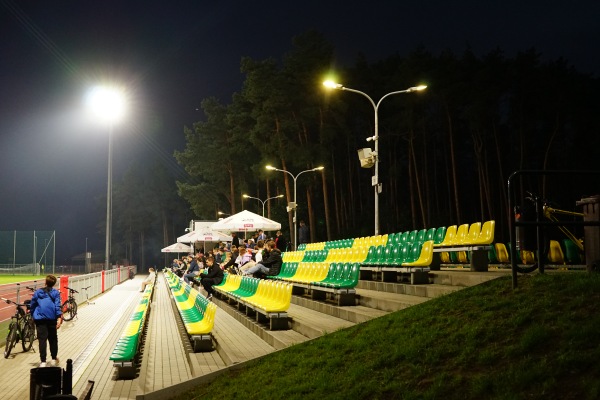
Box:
[452, 224, 469, 245]
[548, 240, 565, 264]
[495, 243, 510, 263]
[462, 222, 482, 245]
[436, 225, 457, 246]
[473, 220, 495, 245]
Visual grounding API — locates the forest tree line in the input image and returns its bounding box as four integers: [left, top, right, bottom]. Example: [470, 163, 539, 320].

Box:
[108, 30, 600, 267]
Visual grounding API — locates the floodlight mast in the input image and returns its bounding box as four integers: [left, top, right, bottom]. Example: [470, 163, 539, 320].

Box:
[266, 165, 324, 249]
[322, 80, 426, 235]
[87, 85, 126, 270]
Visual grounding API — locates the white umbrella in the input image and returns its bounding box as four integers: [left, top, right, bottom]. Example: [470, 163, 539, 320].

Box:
[177, 230, 233, 243]
[210, 210, 281, 233]
[161, 242, 192, 253]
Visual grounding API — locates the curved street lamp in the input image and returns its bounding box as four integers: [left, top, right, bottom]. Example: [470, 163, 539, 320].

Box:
[86, 85, 126, 270]
[323, 80, 427, 235]
[266, 165, 324, 250]
[243, 194, 284, 217]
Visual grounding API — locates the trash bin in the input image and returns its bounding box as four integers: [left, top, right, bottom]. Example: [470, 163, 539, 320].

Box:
[30, 367, 62, 400]
[577, 195, 600, 272]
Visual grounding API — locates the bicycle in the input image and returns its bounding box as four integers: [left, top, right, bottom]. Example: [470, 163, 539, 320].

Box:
[61, 287, 79, 321]
[514, 191, 584, 273]
[2, 295, 36, 358]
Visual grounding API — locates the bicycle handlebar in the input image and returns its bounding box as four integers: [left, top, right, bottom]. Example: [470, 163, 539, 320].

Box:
[25, 286, 36, 292]
[64, 286, 79, 293]
[1, 297, 27, 307]
[82, 286, 91, 290]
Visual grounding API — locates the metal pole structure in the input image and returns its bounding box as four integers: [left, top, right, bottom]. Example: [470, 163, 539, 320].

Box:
[105, 123, 113, 270]
[266, 167, 323, 250]
[323, 81, 426, 236]
[243, 194, 284, 217]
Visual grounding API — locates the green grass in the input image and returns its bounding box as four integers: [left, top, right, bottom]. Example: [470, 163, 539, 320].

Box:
[0, 275, 43, 285]
[171, 272, 600, 400]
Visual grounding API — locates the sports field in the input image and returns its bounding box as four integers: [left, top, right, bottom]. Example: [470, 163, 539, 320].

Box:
[0, 275, 43, 285]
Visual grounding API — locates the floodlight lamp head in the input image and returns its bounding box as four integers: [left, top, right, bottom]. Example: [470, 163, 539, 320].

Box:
[87, 85, 126, 123]
[313, 166, 325, 171]
[408, 85, 428, 92]
[265, 165, 275, 170]
[243, 194, 249, 198]
[323, 80, 343, 90]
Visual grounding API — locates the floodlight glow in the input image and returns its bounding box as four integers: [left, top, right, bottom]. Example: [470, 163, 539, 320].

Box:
[408, 85, 428, 92]
[87, 86, 126, 123]
[323, 80, 343, 89]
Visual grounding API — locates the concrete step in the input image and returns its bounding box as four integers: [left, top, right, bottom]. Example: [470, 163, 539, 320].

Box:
[291, 294, 388, 324]
[211, 306, 276, 366]
[430, 269, 509, 287]
[357, 280, 462, 298]
[211, 295, 309, 350]
[355, 288, 430, 312]
[287, 303, 354, 339]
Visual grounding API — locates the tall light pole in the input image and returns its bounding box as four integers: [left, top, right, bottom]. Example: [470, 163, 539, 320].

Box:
[243, 194, 284, 217]
[323, 80, 427, 236]
[266, 165, 324, 250]
[87, 86, 126, 270]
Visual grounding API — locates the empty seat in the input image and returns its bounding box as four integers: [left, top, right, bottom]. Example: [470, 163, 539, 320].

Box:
[547, 240, 565, 264]
[452, 224, 470, 245]
[433, 226, 446, 244]
[407, 230, 418, 243]
[495, 243, 510, 263]
[563, 239, 583, 264]
[415, 229, 427, 244]
[462, 222, 482, 245]
[473, 220, 495, 245]
[425, 227, 436, 242]
[436, 225, 457, 246]
[402, 241, 434, 267]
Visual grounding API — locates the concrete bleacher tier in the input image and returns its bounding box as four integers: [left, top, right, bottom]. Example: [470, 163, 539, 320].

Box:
[288, 222, 496, 284]
[165, 270, 216, 351]
[109, 279, 155, 378]
[213, 274, 292, 330]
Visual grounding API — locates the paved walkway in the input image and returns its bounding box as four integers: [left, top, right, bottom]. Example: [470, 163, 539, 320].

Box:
[0, 273, 259, 400]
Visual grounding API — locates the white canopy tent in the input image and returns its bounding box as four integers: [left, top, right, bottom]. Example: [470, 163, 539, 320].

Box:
[176, 229, 233, 252]
[161, 242, 193, 253]
[177, 229, 233, 243]
[210, 210, 281, 235]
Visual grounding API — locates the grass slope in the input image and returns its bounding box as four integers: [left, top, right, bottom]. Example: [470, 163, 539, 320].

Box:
[172, 272, 600, 400]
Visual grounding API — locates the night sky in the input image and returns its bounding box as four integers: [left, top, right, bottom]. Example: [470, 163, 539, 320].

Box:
[1, 0, 598, 263]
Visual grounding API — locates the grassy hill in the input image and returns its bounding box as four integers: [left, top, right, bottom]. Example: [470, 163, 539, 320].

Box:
[171, 272, 600, 400]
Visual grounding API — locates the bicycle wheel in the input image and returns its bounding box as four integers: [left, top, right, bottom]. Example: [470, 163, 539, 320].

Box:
[21, 318, 36, 352]
[62, 299, 77, 321]
[4, 322, 17, 358]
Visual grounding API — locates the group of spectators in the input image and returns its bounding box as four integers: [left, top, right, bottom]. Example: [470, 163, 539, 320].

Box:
[166, 229, 287, 300]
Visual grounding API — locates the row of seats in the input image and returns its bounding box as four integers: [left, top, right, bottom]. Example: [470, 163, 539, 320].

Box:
[435, 221, 495, 247]
[271, 262, 360, 289]
[109, 280, 154, 378]
[165, 270, 216, 351]
[297, 221, 494, 255]
[491, 239, 583, 265]
[213, 274, 292, 330]
[363, 241, 435, 268]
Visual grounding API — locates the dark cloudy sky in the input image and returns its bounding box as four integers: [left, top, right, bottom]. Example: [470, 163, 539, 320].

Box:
[1, 0, 598, 263]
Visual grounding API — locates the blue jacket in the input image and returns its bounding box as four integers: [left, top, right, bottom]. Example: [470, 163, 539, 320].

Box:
[30, 287, 62, 321]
